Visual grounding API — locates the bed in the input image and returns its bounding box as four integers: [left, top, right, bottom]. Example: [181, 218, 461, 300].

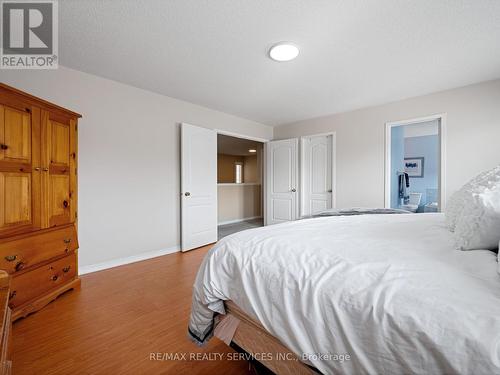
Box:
[188, 213, 500, 374]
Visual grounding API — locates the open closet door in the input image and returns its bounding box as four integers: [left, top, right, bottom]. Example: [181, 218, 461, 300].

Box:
[265, 138, 299, 225]
[181, 123, 217, 251]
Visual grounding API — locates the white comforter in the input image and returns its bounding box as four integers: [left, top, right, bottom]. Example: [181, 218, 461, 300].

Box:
[189, 213, 500, 374]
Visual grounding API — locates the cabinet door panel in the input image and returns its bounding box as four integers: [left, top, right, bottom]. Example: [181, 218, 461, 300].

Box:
[0, 106, 31, 163]
[50, 121, 70, 165]
[0, 103, 40, 237]
[0, 172, 32, 228]
[42, 112, 76, 228]
[49, 174, 70, 226]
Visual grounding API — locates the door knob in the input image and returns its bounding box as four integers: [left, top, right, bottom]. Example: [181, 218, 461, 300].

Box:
[328, 189, 333, 193]
[184, 192, 191, 196]
[291, 188, 296, 192]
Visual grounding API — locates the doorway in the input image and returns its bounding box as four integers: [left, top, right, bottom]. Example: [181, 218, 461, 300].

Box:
[385, 115, 446, 213]
[217, 134, 264, 239]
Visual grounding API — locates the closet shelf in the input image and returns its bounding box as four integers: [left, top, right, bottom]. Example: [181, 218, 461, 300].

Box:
[217, 183, 261, 186]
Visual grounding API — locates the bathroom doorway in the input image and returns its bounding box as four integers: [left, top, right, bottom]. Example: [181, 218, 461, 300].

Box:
[385, 115, 446, 213]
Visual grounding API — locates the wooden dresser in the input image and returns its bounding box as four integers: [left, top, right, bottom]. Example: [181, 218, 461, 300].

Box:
[0, 83, 81, 320]
[0, 271, 11, 375]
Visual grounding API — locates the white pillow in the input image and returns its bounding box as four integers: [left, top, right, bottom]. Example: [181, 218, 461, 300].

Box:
[446, 165, 500, 231]
[445, 189, 466, 231]
[453, 165, 500, 250]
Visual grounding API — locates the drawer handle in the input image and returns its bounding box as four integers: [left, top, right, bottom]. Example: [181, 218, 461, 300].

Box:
[4, 255, 17, 262]
[52, 275, 58, 281]
[63, 238, 72, 244]
[0, 144, 8, 150]
[63, 266, 71, 273]
[15, 262, 25, 271]
[8, 291, 16, 300]
[63, 200, 69, 208]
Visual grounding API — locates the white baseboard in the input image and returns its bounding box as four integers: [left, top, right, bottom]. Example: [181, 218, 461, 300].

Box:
[79, 245, 180, 275]
[218, 216, 262, 226]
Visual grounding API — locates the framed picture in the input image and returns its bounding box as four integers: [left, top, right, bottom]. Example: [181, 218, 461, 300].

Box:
[404, 157, 424, 178]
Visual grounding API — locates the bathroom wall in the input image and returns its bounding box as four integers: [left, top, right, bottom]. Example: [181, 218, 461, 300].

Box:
[405, 135, 439, 208]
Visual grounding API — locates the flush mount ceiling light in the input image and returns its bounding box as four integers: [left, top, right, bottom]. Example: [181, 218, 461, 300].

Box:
[248, 149, 257, 153]
[268, 42, 299, 62]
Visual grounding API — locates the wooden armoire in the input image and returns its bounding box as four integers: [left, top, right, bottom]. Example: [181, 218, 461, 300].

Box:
[0, 83, 81, 320]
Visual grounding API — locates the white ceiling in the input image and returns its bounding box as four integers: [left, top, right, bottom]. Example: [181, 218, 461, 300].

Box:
[60, 0, 500, 126]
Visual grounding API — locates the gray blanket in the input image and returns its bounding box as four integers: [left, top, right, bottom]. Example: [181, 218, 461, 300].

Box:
[312, 207, 410, 217]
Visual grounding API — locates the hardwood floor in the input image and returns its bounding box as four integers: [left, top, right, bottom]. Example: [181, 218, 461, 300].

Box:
[12, 245, 249, 375]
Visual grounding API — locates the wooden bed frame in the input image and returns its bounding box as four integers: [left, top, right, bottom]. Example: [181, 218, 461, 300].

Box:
[224, 301, 317, 374]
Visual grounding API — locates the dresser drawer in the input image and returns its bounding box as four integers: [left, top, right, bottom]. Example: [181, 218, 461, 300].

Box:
[9, 253, 76, 309]
[0, 226, 78, 274]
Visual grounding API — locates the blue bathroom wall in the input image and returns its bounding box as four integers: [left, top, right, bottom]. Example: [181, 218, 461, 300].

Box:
[404, 135, 439, 209]
[390, 126, 405, 208]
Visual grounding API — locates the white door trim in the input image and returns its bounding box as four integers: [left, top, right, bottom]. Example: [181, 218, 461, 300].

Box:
[384, 113, 447, 211]
[215, 129, 268, 228]
[299, 132, 337, 217]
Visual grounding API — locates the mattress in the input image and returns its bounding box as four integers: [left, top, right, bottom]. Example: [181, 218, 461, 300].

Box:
[189, 213, 500, 374]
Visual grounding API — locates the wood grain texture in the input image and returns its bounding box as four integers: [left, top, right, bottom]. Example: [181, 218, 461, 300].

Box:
[0, 84, 81, 120]
[0, 84, 80, 321]
[12, 246, 250, 375]
[0, 271, 12, 375]
[10, 253, 77, 309]
[0, 104, 36, 237]
[1, 106, 31, 164]
[69, 119, 77, 228]
[226, 301, 314, 375]
[42, 112, 73, 228]
[11, 278, 80, 322]
[0, 223, 77, 275]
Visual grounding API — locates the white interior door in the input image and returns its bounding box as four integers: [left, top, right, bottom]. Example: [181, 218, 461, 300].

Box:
[181, 123, 217, 251]
[265, 138, 299, 225]
[301, 135, 333, 216]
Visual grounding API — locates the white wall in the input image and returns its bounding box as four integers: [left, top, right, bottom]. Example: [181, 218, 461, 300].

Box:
[0, 66, 273, 269]
[274, 79, 500, 209]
